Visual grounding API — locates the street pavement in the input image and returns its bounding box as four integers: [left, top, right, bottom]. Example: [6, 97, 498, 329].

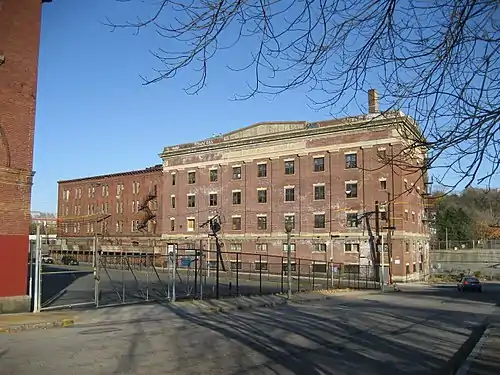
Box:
[40, 264, 376, 309]
[1, 283, 499, 374]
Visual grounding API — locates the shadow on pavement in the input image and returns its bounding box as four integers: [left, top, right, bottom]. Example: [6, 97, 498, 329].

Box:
[399, 282, 500, 307]
[84, 288, 497, 375]
[38, 265, 93, 308]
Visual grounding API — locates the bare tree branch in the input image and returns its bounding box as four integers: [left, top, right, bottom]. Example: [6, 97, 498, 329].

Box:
[106, 0, 500, 190]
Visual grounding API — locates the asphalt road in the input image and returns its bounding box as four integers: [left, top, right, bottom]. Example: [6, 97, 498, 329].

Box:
[1, 284, 499, 374]
[39, 264, 377, 309]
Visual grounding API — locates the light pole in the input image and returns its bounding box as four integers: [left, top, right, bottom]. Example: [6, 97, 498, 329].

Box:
[285, 218, 293, 299]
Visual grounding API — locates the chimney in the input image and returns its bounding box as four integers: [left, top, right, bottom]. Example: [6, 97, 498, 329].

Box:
[368, 89, 379, 114]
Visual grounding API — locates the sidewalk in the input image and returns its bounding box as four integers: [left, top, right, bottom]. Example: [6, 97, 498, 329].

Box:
[464, 324, 500, 375]
[0, 311, 76, 333]
[0, 289, 373, 333]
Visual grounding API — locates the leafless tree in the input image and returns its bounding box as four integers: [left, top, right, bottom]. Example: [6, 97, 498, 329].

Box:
[106, 0, 500, 190]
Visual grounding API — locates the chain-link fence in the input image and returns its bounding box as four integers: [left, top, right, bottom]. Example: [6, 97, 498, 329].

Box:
[38, 242, 381, 310]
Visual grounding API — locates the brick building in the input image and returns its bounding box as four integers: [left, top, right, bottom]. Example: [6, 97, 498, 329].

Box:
[160, 92, 431, 281]
[0, 0, 50, 313]
[57, 165, 162, 241]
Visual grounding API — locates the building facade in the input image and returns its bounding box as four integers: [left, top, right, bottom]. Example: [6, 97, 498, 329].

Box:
[0, 0, 49, 313]
[57, 165, 162, 241]
[160, 95, 430, 281]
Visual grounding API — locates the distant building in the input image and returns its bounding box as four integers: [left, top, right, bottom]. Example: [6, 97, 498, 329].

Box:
[160, 91, 430, 281]
[30, 211, 58, 234]
[56, 90, 431, 281]
[57, 165, 162, 239]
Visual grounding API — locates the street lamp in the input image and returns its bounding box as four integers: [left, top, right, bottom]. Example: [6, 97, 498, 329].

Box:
[284, 218, 293, 299]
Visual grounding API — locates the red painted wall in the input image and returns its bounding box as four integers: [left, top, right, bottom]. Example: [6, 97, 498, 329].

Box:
[0, 0, 43, 300]
[0, 235, 29, 297]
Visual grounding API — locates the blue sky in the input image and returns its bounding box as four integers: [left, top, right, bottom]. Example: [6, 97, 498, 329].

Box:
[32, 0, 497, 212]
[33, 0, 366, 212]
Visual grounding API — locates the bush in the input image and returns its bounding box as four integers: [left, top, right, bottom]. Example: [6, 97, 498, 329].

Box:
[473, 270, 482, 278]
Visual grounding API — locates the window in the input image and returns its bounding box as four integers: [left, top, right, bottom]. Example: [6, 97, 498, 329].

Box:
[314, 185, 325, 200]
[116, 184, 124, 196]
[232, 217, 242, 230]
[171, 196, 176, 209]
[170, 218, 175, 231]
[284, 215, 296, 229]
[209, 193, 218, 206]
[405, 210, 409, 221]
[232, 191, 242, 205]
[404, 180, 408, 190]
[230, 243, 242, 252]
[344, 243, 360, 252]
[232, 166, 242, 180]
[255, 262, 268, 271]
[284, 187, 295, 202]
[284, 160, 295, 175]
[345, 182, 358, 198]
[313, 157, 325, 172]
[405, 242, 410, 252]
[283, 243, 296, 252]
[345, 265, 360, 274]
[379, 180, 387, 190]
[346, 213, 358, 227]
[257, 216, 267, 230]
[230, 261, 242, 270]
[257, 189, 267, 203]
[345, 153, 357, 169]
[282, 262, 297, 272]
[257, 163, 267, 178]
[172, 174, 176, 186]
[132, 201, 136, 213]
[314, 214, 326, 229]
[256, 243, 268, 252]
[187, 194, 196, 208]
[187, 218, 195, 232]
[313, 243, 327, 252]
[188, 171, 196, 184]
[412, 211, 416, 222]
[312, 263, 327, 273]
[209, 169, 218, 182]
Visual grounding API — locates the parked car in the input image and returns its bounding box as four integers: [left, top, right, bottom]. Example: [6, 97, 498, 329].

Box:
[457, 276, 482, 292]
[61, 256, 79, 266]
[41, 256, 54, 264]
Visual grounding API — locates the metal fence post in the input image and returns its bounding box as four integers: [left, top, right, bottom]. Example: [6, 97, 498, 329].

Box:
[312, 261, 315, 291]
[259, 254, 262, 294]
[216, 239, 220, 299]
[297, 258, 301, 292]
[33, 223, 41, 313]
[236, 252, 239, 296]
[172, 245, 177, 302]
[194, 249, 198, 298]
[94, 237, 100, 308]
[121, 253, 125, 303]
[281, 256, 284, 294]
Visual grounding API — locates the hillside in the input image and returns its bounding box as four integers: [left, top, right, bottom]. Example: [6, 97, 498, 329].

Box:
[432, 188, 500, 242]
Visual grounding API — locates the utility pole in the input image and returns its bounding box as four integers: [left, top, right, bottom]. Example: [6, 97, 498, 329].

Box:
[285, 218, 293, 299]
[386, 192, 393, 284]
[375, 201, 381, 283]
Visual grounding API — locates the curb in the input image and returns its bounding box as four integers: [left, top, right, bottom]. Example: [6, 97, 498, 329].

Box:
[174, 289, 375, 315]
[455, 324, 493, 375]
[0, 318, 75, 334]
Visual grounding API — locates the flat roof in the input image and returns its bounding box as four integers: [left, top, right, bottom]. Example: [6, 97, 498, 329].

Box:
[58, 165, 162, 184]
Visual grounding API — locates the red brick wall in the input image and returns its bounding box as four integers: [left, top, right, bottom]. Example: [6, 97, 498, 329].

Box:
[160, 125, 430, 277]
[58, 169, 163, 237]
[0, 0, 43, 298]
